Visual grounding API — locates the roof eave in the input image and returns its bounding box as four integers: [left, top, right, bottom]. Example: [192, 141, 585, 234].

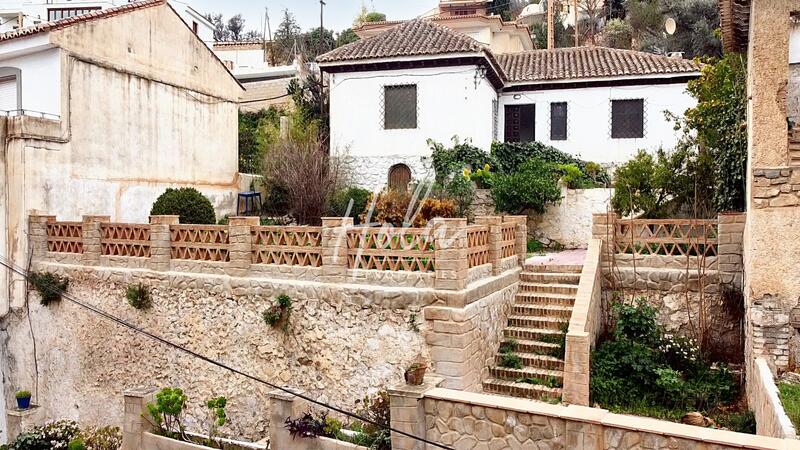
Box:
[318, 51, 487, 68]
[503, 70, 702, 87]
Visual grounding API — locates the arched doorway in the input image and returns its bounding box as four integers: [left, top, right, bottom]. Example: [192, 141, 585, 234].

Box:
[388, 164, 412, 192]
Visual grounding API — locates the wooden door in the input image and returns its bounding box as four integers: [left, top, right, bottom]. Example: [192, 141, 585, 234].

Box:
[388, 164, 412, 191]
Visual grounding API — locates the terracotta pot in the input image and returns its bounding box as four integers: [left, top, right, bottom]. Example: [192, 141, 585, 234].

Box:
[404, 365, 427, 385]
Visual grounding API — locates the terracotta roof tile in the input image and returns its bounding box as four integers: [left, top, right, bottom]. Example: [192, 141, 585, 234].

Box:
[0, 0, 165, 43]
[496, 47, 701, 82]
[317, 19, 484, 63]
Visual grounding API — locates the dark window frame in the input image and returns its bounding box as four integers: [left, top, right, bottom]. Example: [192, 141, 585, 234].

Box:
[611, 99, 645, 139]
[382, 84, 418, 130]
[550, 102, 568, 141]
[504, 104, 536, 143]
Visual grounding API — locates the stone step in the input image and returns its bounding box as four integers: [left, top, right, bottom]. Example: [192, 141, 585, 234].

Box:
[520, 272, 581, 285]
[482, 378, 562, 401]
[507, 315, 568, 330]
[514, 292, 575, 306]
[489, 365, 563, 383]
[510, 339, 561, 355]
[496, 352, 564, 371]
[523, 264, 583, 274]
[518, 282, 578, 295]
[512, 304, 573, 318]
[504, 326, 563, 341]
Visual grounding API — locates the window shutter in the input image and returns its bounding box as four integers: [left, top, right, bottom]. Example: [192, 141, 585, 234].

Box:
[0, 76, 18, 112]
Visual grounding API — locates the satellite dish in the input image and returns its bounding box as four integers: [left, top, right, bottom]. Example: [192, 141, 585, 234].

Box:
[665, 17, 677, 35]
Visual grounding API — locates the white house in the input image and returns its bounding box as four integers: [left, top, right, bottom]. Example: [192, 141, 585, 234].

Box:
[0, 0, 243, 316]
[0, 0, 214, 44]
[318, 19, 700, 190]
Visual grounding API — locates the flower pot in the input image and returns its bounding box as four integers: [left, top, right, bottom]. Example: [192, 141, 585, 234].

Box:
[16, 396, 31, 409]
[404, 365, 427, 386]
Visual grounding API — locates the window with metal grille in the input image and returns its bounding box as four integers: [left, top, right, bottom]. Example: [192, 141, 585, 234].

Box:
[47, 7, 101, 21]
[504, 104, 535, 143]
[611, 99, 645, 139]
[383, 85, 417, 129]
[492, 99, 499, 141]
[550, 102, 568, 141]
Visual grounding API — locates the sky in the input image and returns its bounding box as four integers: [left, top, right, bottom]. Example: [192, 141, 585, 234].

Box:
[188, 0, 436, 36]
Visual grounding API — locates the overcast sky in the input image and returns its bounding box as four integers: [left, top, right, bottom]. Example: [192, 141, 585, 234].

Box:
[187, 0, 436, 36]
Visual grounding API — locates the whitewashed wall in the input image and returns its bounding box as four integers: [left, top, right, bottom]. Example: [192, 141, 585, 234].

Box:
[499, 82, 696, 163]
[0, 39, 61, 116]
[528, 186, 614, 249]
[329, 65, 497, 190]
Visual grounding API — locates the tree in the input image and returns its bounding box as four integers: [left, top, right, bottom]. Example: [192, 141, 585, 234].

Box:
[204, 13, 228, 41]
[576, 0, 605, 45]
[335, 28, 359, 47]
[302, 27, 336, 59]
[605, 0, 626, 20]
[226, 14, 246, 41]
[602, 18, 633, 49]
[490, 0, 514, 21]
[659, 0, 722, 58]
[354, 6, 386, 25]
[274, 9, 301, 64]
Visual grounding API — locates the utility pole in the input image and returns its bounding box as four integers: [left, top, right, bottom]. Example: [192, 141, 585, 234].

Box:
[319, 0, 326, 55]
[547, 0, 554, 49]
[265, 7, 274, 66]
[574, 0, 579, 47]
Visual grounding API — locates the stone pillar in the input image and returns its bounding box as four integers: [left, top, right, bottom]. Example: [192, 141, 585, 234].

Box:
[475, 216, 503, 275]
[320, 217, 353, 283]
[563, 332, 591, 406]
[227, 217, 258, 277]
[718, 212, 746, 288]
[268, 389, 310, 450]
[388, 377, 442, 450]
[7, 406, 43, 443]
[592, 212, 617, 276]
[505, 215, 528, 265]
[121, 387, 156, 450]
[28, 215, 55, 258]
[148, 215, 179, 272]
[433, 218, 468, 291]
[81, 215, 110, 266]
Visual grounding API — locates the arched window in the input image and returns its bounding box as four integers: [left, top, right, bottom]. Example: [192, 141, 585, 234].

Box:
[388, 164, 412, 191]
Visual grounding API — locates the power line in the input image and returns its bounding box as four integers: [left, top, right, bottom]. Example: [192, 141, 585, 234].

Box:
[0, 255, 453, 450]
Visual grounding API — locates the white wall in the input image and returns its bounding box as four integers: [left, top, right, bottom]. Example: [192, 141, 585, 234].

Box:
[0, 40, 60, 116]
[528, 186, 614, 249]
[499, 81, 696, 164]
[329, 65, 497, 188]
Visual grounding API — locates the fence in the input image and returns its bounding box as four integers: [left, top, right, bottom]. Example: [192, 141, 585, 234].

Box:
[31, 214, 527, 290]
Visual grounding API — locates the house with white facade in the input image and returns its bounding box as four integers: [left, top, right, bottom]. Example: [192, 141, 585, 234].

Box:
[0, 0, 242, 315]
[318, 19, 700, 190]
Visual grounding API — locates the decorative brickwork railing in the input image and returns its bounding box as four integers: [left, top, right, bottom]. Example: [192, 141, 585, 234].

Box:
[251, 226, 322, 267]
[46, 221, 84, 254]
[466, 225, 490, 268]
[170, 225, 230, 262]
[346, 227, 435, 272]
[500, 222, 516, 259]
[101, 223, 151, 257]
[613, 218, 719, 257]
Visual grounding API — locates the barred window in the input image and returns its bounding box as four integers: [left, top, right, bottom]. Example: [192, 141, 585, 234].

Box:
[611, 99, 644, 139]
[384, 85, 417, 129]
[504, 104, 535, 143]
[48, 7, 101, 21]
[550, 102, 568, 141]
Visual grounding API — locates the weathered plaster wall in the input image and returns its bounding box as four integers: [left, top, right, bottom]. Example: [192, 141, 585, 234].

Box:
[2, 266, 431, 441]
[528, 187, 613, 249]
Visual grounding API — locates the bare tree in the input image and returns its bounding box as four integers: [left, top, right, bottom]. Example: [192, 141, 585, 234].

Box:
[577, 0, 604, 45]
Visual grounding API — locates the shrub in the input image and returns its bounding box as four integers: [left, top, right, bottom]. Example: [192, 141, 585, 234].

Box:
[361, 189, 411, 226]
[9, 431, 47, 450]
[15, 390, 31, 399]
[38, 420, 81, 449]
[444, 173, 475, 219]
[80, 426, 122, 450]
[611, 299, 661, 347]
[355, 390, 391, 450]
[464, 164, 494, 189]
[330, 187, 372, 224]
[413, 197, 458, 227]
[205, 396, 227, 443]
[429, 138, 495, 184]
[150, 188, 215, 224]
[29, 271, 69, 306]
[491, 141, 609, 184]
[491, 158, 562, 214]
[527, 238, 544, 254]
[67, 439, 86, 450]
[263, 294, 292, 333]
[126, 284, 151, 310]
[285, 411, 327, 439]
[147, 387, 188, 440]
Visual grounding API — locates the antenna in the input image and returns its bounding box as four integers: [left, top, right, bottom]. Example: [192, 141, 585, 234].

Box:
[665, 17, 676, 35]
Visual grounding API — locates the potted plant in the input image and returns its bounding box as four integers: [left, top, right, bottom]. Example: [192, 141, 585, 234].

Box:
[404, 363, 427, 386]
[15, 390, 31, 409]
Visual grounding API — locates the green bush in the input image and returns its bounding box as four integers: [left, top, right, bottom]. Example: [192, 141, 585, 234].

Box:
[527, 238, 544, 254]
[29, 271, 69, 306]
[491, 158, 562, 214]
[126, 283, 151, 310]
[81, 426, 122, 450]
[445, 173, 475, 218]
[263, 294, 293, 333]
[428, 138, 495, 184]
[491, 141, 609, 183]
[147, 387, 188, 440]
[15, 390, 31, 399]
[67, 439, 86, 450]
[9, 431, 47, 450]
[150, 187, 215, 224]
[330, 187, 372, 224]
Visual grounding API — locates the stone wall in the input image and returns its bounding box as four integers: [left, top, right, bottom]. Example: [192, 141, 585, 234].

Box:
[3, 264, 431, 441]
[751, 358, 798, 438]
[528, 187, 613, 249]
[348, 155, 433, 192]
[752, 167, 800, 208]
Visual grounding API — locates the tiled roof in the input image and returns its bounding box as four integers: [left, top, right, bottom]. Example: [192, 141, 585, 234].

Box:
[353, 14, 524, 31]
[317, 19, 484, 63]
[0, 0, 165, 43]
[496, 47, 701, 82]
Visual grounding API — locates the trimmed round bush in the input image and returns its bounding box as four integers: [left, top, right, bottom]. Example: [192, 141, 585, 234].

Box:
[150, 187, 215, 224]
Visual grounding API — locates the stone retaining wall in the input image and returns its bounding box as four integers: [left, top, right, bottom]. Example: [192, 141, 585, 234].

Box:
[528, 187, 613, 249]
[750, 358, 798, 439]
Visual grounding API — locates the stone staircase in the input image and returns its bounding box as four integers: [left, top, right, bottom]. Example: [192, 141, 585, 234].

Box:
[482, 263, 582, 402]
[790, 125, 800, 166]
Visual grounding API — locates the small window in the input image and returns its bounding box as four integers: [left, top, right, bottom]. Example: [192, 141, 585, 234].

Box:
[192, 21, 199, 34]
[550, 102, 568, 141]
[504, 104, 535, 143]
[384, 85, 417, 129]
[611, 99, 644, 139]
[47, 7, 101, 21]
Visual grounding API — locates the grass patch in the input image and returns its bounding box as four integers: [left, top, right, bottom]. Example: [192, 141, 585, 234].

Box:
[499, 353, 522, 369]
[516, 376, 562, 388]
[779, 383, 800, 430]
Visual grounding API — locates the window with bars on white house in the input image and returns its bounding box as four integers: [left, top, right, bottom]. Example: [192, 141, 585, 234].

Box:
[0, 75, 18, 112]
